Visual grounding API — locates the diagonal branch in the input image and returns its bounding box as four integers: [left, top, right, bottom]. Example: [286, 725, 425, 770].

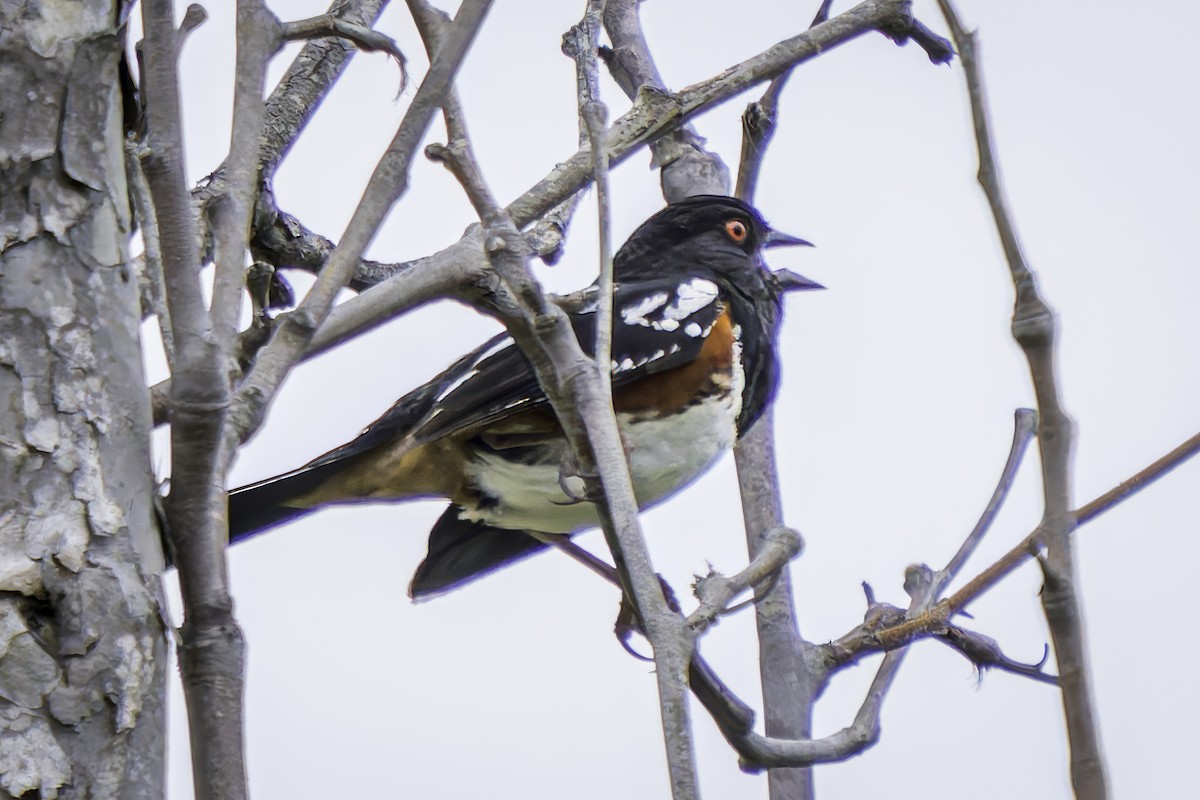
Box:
[933, 407, 1038, 596]
[248, 0, 934, 378]
[411, 2, 698, 794]
[227, 0, 493, 447]
[601, 0, 730, 199]
[818, 420, 1200, 695]
[948, 425, 1200, 617]
[281, 12, 407, 76]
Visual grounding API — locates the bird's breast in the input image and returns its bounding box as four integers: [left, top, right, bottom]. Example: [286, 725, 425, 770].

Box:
[460, 329, 745, 534]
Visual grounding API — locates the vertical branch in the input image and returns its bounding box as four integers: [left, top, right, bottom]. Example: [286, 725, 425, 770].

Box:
[730, 4, 834, 792]
[209, 1, 281, 358]
[125, 141, 176, 371]
[139, 1, 247, 797]
[934, 2, 1109, 797]
[734, 82, 816, 800]
[578, 4, 615, 417]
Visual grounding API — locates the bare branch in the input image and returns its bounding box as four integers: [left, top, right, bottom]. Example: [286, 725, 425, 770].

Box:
[523, 7, 607, 266]
[210, 1, 281, 365]
[933, 407, 1038, 596]
[687, 526, 802, 631]
[269, 0, 930, 377]
[816, 419, 1200, 694]
[140, 0, 246, 795]
[938, 628, 1059, 686]
[125, 141, 176, 372]
[194, 0, 393, 220]
[1075, 429, 1200, 526]
[260, 0, 392, 177]
[578, 13, 615, 421]
[601, 0, 730, 198]
[934, 3, 1109, 796]
[729, 6, 829, 792]
[228, 0, 493, 446]
[548, 538, 762, 745]
[281, 12, 407, 84]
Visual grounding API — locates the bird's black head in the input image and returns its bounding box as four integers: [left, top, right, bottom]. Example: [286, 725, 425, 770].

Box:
[612, 196, 818, 436]
[613, 195, 814, 292]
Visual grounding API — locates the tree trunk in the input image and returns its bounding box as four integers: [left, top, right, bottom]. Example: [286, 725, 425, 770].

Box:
[0, 3, 167, 797]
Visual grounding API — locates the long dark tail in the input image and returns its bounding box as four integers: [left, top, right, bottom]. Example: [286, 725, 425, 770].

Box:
[409, 505, 552, 600]
[226, 460, 350, 544]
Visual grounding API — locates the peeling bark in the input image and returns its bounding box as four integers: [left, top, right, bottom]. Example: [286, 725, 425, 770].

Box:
[0, 2, 167, 797]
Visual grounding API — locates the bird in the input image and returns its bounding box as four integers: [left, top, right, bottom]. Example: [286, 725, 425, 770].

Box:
[227, 195, 820, 599]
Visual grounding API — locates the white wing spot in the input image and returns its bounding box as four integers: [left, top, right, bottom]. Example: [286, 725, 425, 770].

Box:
[612, 357, 636, 374]
[435, 335, 514, 402]
[662, 278, 719, 321]
[684, 322, 703, 337]
[620, 292, 670, 328]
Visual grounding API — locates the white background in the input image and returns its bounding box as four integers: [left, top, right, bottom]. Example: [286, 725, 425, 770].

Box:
[148, 1, 1199, 797]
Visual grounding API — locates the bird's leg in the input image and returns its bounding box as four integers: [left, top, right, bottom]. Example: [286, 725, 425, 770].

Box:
[614, 573, 682, 661]
[552, 446, 602, 505]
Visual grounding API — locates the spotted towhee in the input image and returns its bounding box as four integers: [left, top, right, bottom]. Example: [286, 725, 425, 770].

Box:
[228, 195, 819, 598]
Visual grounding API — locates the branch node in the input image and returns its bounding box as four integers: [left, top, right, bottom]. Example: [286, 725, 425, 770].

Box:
[903, 563, 935, 600]
[1011, 297, 1056, 349]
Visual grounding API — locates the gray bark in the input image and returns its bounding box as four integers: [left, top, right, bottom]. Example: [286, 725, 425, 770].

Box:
[0, 3, 167, 797]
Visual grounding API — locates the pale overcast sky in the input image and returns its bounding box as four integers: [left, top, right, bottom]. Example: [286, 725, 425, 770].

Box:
[149, 1, 1199, 797]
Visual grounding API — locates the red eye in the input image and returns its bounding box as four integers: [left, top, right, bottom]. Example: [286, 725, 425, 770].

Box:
[724, 219, 748, 243]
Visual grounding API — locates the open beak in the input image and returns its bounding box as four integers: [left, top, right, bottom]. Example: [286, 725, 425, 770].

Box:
[764, 228, 814, 249]
[772, 268, 825, 293]
[764, 229, 822, 291]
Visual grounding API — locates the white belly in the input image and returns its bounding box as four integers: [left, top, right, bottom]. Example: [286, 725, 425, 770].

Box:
[462, 392, 740, 533]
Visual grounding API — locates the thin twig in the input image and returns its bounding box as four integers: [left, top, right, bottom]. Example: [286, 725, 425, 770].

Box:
[947, 425, 1200, 614]
[933, 407, 1038, 596]
[934, 3, 1109, 796]
[938, 628, 1059, 686]
[125, 141, 176, 373]
[209, 0, 280, 371]
[1075, 429, 1200, 525]
[687, 526, 802, 631]
[281, 12, 407, 79]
